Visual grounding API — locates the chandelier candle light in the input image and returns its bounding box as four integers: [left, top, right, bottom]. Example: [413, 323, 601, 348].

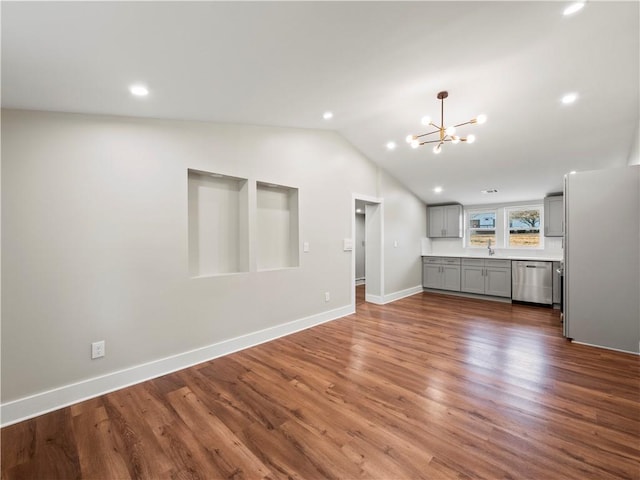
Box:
[406, 91, 487, 154]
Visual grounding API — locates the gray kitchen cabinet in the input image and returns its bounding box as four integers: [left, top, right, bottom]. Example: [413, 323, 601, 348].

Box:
[441, 265, 462, 291]
[461, 258, 511, 297]
[485, 265, 512, 297]
[544, 195, 564, 237]
[422, 263, 442, 289]
[422, 257, 461, 291]
[427, 205, 462, 238]
[552, 261, 561, 304]
[460, 259, 485, 294]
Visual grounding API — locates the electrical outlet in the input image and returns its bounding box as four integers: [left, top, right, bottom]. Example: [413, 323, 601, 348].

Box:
[325, 291, 330, 302]
[91, 340, 105, 359]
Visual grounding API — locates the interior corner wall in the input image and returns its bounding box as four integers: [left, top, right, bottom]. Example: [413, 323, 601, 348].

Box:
[0, 109, 425, 412]
[379, 170, 426, 295]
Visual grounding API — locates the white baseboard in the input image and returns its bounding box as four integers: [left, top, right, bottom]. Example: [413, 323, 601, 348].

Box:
[1, 305, 354, 427]
[571, 340, 640, 356]
[365, 293, 384, 304]
[381, 285, 423, 304]
[365, 285, 422, 305]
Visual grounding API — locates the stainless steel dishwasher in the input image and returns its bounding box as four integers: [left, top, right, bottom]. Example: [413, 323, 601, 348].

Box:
[511, 261, 553, 305]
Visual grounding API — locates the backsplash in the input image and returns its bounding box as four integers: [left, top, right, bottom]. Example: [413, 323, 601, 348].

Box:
[421, 236, 563, 258]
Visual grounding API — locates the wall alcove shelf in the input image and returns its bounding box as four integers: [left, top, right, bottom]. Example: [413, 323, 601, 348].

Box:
[256, 182, 299, 270]
[188, 170, 249, 277]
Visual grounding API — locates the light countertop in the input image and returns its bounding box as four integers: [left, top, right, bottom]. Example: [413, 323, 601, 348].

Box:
[422, 253, 563, 262]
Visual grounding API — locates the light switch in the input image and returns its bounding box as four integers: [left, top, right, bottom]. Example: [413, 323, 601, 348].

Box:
[303, 242, 310, 252]
[343, 238, 353, 251]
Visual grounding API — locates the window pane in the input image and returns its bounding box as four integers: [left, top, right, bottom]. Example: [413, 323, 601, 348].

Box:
[469, 212, 496, 229]
[508, 209, 540, 230]
[469, 230, 496, 247]
[468, 211, 496, 247]
[508, 208, 541, 247]
[509, 232, 540, 247]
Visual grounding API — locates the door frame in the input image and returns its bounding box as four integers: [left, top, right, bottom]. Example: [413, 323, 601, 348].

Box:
[351, 194, 384, 307]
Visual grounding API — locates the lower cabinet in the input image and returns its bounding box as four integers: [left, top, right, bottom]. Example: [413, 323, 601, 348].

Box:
[461, 258, 512, 298]
[422, 257, 461, 292]
[552, 261, 561, 304]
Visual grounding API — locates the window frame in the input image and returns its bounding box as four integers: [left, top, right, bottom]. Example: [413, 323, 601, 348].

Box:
[505, 204, 544, 249]
[465, 209, 497, 249]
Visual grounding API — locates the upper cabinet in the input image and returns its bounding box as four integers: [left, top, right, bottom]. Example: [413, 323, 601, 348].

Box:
[427, 204, 462, 238]
[544, 195, 564, 237]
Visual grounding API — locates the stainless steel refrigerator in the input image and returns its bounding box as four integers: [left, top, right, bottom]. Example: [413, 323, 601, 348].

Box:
[563, 165, 640, 354]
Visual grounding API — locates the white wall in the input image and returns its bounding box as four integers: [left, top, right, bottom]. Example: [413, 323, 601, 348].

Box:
[1, 109, 426, 419]
[380, 171, 427, 295]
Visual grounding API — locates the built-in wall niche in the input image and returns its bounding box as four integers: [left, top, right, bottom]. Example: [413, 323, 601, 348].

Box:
[256, 182, 300, 270]
[188, 169, 249, 277]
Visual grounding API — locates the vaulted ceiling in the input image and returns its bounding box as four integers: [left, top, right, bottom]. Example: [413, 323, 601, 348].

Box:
[2, 1, 638, 205]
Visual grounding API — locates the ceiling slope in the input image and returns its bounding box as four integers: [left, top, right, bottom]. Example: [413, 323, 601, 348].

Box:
[2, 1, 638, 204]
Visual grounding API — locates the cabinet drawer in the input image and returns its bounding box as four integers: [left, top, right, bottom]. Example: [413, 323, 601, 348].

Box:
[441, 257, 461, 265]
[423, 256, 461, 265]
[423, 256, 443, 264]
[461, 258, 484, 266]
[486, 259, 511, 268]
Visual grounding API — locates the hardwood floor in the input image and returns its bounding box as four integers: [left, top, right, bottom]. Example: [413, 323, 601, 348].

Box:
[355, 284, 365, 305]
[2, 292, 639, 479]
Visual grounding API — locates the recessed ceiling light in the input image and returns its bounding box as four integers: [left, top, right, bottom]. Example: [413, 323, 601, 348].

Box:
[323, 112, 333, 120]
[563, 2, 585, 16]
[386, 141, 396, 150]
[129, 84, 149, 97]
[561, 92, 578, 104]
[481, 188, 498, 194]
[569, 170, 577, 175]
[434, 186, 443, 193]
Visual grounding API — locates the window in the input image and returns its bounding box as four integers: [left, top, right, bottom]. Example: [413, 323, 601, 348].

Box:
[467, 211, 496, 247]
[507, 206, 542, 248]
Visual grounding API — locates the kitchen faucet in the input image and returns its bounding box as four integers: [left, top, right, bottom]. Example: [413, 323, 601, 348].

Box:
[487, 239, 495, 256]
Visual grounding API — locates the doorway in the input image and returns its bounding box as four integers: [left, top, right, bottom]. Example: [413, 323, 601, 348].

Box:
[352, 195, 383, 308]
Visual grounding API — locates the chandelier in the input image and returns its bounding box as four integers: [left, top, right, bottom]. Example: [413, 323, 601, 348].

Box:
[406, 91, 487, 154]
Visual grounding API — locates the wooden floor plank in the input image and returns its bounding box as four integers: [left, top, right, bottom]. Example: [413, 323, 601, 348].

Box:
[71, 405, 132, 480]
[166, 386, 275, 480]
[2, 291, 639, 479]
